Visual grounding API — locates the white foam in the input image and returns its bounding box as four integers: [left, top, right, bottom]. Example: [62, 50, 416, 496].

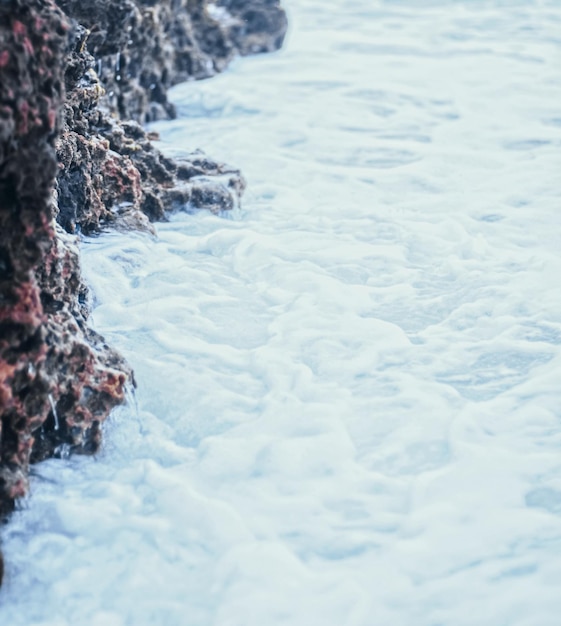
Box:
[2, 0, 561, 624]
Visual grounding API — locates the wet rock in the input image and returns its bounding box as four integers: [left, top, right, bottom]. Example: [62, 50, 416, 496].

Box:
[0, 0, 132, 520]
[53, 0, 284, 235]
[57, 0, 287, 124]
[215, 0, 288, 56]
[1, 0, 286, 532]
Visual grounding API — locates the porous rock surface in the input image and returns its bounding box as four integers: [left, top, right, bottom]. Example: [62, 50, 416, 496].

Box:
[0, 0, 132, 520]
[58, 0, 288, 123]
[0, 0, 287, 521]
[55, 0, 288, 234]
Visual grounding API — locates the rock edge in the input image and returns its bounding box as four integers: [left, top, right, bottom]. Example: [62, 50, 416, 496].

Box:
[0, 0, 286, 527]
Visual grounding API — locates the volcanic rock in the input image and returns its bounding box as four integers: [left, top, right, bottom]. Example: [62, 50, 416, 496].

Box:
[0, 0, 132, 520]
[0, 0, 287, 527]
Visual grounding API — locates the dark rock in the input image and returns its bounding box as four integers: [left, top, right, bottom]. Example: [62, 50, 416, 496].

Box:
[0, 0, 132, 519]
[58, 0, 288, 124]
[216, 0, 288, 55]
[52, 0, 289, 235]
[0, 0, 286, 576]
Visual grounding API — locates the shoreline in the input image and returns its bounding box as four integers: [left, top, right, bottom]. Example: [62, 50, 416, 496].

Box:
[0, 0, 286, 559]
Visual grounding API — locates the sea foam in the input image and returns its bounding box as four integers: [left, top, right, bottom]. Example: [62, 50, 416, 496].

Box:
[1, 1, 561, 624]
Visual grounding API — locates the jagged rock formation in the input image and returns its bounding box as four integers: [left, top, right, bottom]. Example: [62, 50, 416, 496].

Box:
[0, 0, 132, 519]
[53, 0, 287, 235]
[58, 0, 288, 123]
[0, 0, 287, 522]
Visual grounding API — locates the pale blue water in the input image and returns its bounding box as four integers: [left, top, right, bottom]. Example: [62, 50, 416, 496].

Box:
[1, 1, 561, 624]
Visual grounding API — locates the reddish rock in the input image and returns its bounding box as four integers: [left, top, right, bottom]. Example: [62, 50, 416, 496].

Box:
[57, 0, 287, 123]
[0, 0, 286, 567]
[0, 0, 131, 519]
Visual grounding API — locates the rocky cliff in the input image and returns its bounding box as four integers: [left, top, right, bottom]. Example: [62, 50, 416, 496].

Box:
[0, 0, 286, 530]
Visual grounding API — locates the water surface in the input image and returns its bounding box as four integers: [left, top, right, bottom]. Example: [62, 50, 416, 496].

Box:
[2, 1, 561, 624]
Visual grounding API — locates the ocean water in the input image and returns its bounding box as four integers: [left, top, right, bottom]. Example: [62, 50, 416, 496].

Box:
[2, 0, 561, 624]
